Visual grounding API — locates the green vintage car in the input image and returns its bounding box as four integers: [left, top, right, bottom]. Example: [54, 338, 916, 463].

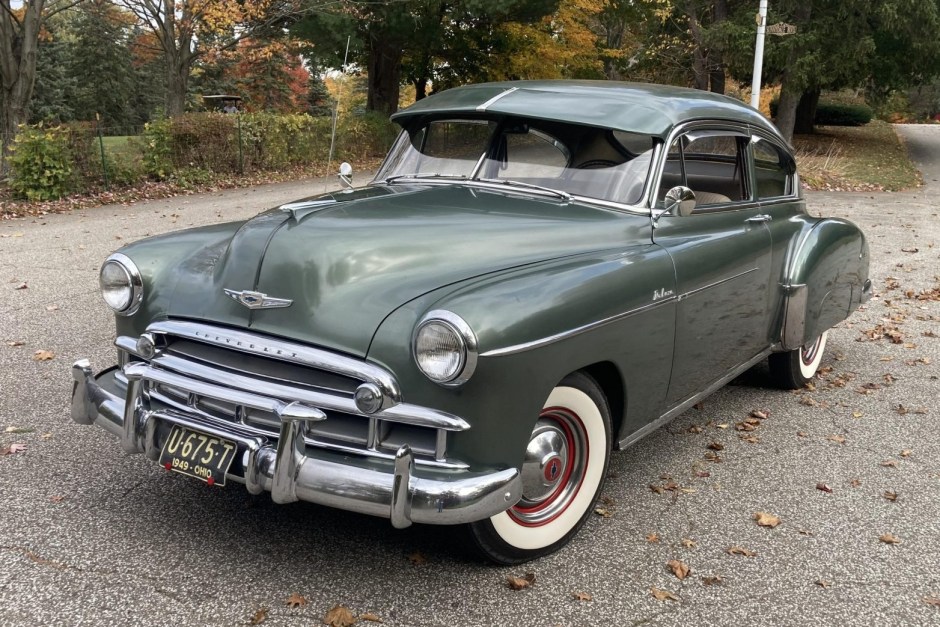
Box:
[71, 81, 871, 564]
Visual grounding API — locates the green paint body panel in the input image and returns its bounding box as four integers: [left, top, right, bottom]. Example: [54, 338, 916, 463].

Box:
[102, 80, 870, 484]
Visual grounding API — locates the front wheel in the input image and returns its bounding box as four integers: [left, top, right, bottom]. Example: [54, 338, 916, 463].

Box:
[768, 330, 828, 389]
[468, 372, 611, 565]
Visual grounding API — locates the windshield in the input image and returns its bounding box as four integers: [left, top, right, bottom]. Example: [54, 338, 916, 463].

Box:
[375, 118, 656, 206]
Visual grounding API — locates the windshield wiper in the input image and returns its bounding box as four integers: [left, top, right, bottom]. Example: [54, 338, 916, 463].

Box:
[474, 178, 571, 201]
[383, 173, 469, 184]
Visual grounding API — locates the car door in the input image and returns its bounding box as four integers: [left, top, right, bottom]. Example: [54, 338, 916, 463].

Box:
[652, 126, 774, 408]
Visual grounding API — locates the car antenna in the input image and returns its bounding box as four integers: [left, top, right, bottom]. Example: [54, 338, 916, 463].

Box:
[325, 36, 352, 193]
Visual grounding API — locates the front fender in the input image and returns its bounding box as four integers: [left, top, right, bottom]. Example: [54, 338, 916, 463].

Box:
[780, 217, 869, 350]
[367, 244, 676, 469]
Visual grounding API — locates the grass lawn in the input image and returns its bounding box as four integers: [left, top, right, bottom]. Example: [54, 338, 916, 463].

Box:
[100, 135, 142, 158]
[793, 120, 921, 192]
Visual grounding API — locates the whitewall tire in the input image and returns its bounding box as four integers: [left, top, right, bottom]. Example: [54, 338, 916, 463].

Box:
[769, 330, 829, 389]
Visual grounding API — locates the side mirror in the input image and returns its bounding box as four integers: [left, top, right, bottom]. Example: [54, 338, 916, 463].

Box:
[663, 186, 696, 217]
[338, 162, 353, 189]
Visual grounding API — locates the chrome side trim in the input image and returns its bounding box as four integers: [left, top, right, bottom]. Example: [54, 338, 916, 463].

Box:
[481, 298, 675, 358]
[150, 352, 469, 432]
[146, 320, 402, 402]
[676, 267, 759, 301]
[476, 86, 518, 111]
[780, 283, 808, 350]
[617, 348, 772, 449]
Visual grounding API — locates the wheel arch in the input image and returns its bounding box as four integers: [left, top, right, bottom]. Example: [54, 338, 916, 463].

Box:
[578, 361, 625, 448]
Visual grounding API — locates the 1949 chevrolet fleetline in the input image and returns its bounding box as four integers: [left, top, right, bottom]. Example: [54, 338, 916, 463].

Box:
[71, 81, 870, 564]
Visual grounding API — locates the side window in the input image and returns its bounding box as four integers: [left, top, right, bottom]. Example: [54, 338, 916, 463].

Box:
[499, 129, 569, 179]
[660, 131, 749, 207]
[752, 138, 794, 199]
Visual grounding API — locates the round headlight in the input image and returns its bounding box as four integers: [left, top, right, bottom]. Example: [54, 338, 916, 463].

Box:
[413, 311, 478, 386]
[99, 253, 142, 315]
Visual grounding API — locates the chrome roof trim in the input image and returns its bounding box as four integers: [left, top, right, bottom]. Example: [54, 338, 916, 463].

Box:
[476, 86, 518, 112]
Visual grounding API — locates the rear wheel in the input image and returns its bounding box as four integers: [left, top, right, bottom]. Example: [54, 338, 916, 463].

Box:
[468, 372, 611, 565]
[769, 330, 828, 389]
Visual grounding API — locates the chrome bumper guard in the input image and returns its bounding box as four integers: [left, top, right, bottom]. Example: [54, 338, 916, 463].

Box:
[71, 359, 521, 527]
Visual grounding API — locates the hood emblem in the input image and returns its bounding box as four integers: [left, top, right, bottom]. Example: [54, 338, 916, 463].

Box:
[224, 289, 293, 310]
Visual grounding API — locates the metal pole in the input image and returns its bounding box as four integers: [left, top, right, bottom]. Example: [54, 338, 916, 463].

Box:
[96, 113, 110, 190]
[237, 110, 244, 173]
[750, 0, 769, 109]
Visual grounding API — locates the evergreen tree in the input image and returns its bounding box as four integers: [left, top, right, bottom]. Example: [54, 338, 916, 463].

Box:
[30, 33, 77, 123]
[307, 73, 332, 117]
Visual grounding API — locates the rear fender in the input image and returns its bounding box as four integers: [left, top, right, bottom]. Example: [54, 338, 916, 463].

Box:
[779, 218, 870, 350]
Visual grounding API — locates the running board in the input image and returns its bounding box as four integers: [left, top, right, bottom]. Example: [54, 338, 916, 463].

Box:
[617, 348, 772, 450]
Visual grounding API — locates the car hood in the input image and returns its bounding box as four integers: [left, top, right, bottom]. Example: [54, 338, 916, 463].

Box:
[167, 184, 641, 356]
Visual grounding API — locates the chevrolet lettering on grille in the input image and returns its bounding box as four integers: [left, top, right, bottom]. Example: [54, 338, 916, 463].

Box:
[223, 289, 293, 310]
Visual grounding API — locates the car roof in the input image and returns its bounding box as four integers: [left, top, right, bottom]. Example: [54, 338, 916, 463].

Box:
[391, 80, 783, 143]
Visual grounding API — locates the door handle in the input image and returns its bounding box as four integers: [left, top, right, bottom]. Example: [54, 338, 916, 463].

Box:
[746, 214, 772, 223]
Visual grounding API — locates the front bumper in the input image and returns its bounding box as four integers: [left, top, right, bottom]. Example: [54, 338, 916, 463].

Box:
[70, 359, 521, 527]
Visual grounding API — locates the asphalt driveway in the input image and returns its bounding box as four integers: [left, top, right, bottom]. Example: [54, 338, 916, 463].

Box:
[1, 126, 938, 626]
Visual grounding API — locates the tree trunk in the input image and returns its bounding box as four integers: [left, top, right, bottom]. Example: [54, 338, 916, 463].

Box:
[776, 85, 802, 143]
[165, 60, 188, 117]
[367, 32, 403, 116]
[0, 0, 44, 168]
[709, 66, 726, 95]
[687, 15, 708, 91]
[793, 88, 820, 135]
[413, 77, 428, 101]
[709, 0, 728, 94]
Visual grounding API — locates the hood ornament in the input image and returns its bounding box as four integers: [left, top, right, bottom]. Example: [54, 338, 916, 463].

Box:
[224, 289, 293, 310]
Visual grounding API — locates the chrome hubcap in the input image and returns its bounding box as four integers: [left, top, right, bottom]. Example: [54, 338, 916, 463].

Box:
[520, 424, 568, 503]
[511, 409, 587, 526]
[801, 335, 822, 366]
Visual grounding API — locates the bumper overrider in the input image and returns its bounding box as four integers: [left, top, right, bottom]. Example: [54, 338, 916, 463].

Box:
[70, 353, 521, 527]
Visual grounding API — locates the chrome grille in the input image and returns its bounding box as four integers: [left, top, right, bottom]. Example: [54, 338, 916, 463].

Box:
[121, 320, 466, 468]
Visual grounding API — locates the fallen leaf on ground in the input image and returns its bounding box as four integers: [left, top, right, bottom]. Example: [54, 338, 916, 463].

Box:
[4, 426, 32, 434]
[406, 551, 427, 565]
[594, 507, 612, 518]
[707, 441, 724, 451]
[249, 607, 269, 625]
[572, 591, 593, 602]
[0, 443, 27, 455]
[645, 533, 660, 543]
[650, 587, 678, 602]
[6, 340, 25, 347]
[681, 538, 697, 549]
[816, 483, 833, 493]
[716, 423, 729, 429]
[797, 431, 809, 438]
[702, 575, 723, 586]
[816, 580, 831, 589]
[883, 491, 898, 502]
[507, 573, 536, 590]
[827, 434, 846, 444]
[727, 546, 757, 557]
[13, 282, 27, 290]
[45, 304, 59, 311]
[323, 605, 357, 627]
[879, 533, 901, 545]
[360, 613, 382, 623]
[739, 435, 760, 444]
[704, 451, 722, 463]
[49, 495, 65, 503]
[286, 593, 307, 608]
[849, 478, 862, 488]
[753, 512, 781, 528]
[924, 597, 940, 607]
[750, 409, 769, 420]
[693, 402, 704, 410]
[694, 470, 710, 478]
[601, 495, 616, 506]
[688, 425, 704, 433]
[32, 350, 55, 361]
[667, 559, 690, 580]
[900, 449, 912, 457]
[881, 460, 899, 468]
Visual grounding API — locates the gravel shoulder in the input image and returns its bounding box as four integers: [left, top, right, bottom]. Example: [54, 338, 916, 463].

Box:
[1, 140, 938, 626]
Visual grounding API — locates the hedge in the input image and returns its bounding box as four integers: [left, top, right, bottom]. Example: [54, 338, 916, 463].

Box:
[770, 100, 874, 126]
[7, 111, 398, 200]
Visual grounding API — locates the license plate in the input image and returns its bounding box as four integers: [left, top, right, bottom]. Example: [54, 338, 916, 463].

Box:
[159, 425, 237, 486]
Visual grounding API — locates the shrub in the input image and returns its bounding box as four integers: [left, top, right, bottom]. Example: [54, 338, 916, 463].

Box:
[7, 124, 74, 200]
[143, 118, 174, 179]
[336, 111, 399, 161]
[770, 100, 873, 126]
